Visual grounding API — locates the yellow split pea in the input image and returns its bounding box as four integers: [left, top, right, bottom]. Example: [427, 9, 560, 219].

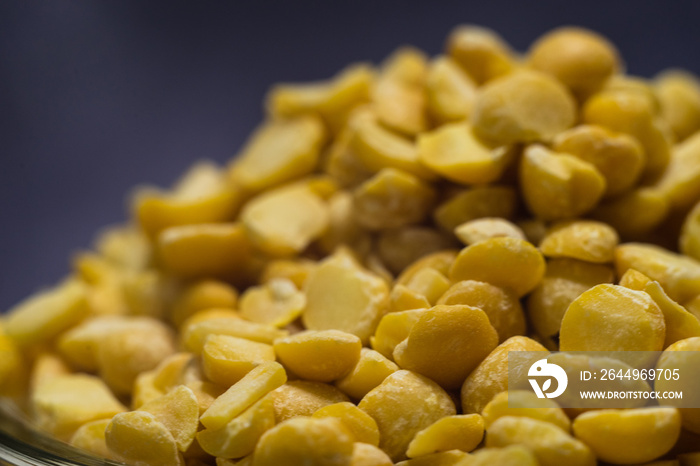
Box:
[9, 22, 700, 466]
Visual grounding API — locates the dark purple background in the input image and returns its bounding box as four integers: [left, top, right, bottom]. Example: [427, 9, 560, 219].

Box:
[2, 0, 700, 311]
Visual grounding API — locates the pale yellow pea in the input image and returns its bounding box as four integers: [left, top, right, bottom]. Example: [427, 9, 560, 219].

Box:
[454, 218, 525, 246]
[372, 47, 428, 136]
[120, 269, 172, 320]
[96, 317, 176, 396]
[319, 190, 372, 256]
[681, 201, 700, 261]
[393, 305, 498, 389]
[481, 390, 570, 432]
[229, 115, 326, 193]
[132, 372, 163, 410]
[486, 416, 595, 466]
[446, 25, 516, 84]
[559, 284, 666, 367]
[72, 251, 120, 285]
[406, 414, 484, 457]
[266, 63, 374, 133]
[615, 243, 700, 303]
[350, 442, 393, 466]
[352, 168, 436, 231]
[461, 336, 548, 414]
[527, 259, 614, 338]
[106, 411, 184, 466]
[644, 281, 700, 348]
[95, 224, 151, 271]
[0, 327, 25, 398]
[358, 370, 456, 461]
[591, 188, 670, 239]
[396, 250, 457, 286]
[135, 162, 241, 238]
[202, 334, 276, 387]
[394, 450, 470, 466]
[138, 385, 199, 452]
[58, 315, 130, 372]
[157, 223, 260, 284]
[469, 445, 538, 466]
[200, 361, 287, 430]
[377, 227, 456, 275]
[240, 183, 330, 257]
[539, 220, 619, 263]
[274, 330, 362, 382]
[4, 279, 88, 347]
[79, 272, 130, 317]
[520, 144, 606, 221]
[619, 267, 653, 290]
[403, 268, 450, 305]
[173, 360, 226, 416]
[434, 185, 516, 232]
[69, 419, 118, 461]
[32, 374, 126, 441]
[417, 122, 513, 185]
[324, 111, 376, 188]
[471, 71, 576, 145]
[29, 352, 71, 395]
[336, 348, 399, 400]
[655, 70, 700, 141]
[270, 380, 349, 422]
[303, 251, 389, 344]
[347, 110, 435, 180]
[197, 395, 275, 460]
[365, 254, 394, 286]
[604, 74, 660, 110]
[370, 309, 426, 360]
[687, 295, 700, 320]
[583, 89, 672, 183]
[170, 280, 238, 328]
[425, 56, 477, 124]
[181, 317, 287, 355]
[528, 27, 619, 96]
[655, 337, 700, 434]
[239, 278, 306, 328]
[438, 280, 526, 342]
[150, 352, 194, 393]
[259, 258, 317, 289]
[313, 402, 380, 446]
[389, 284, 432, 313]
[449, 237, 546, 298]
[572, 407, 681, 464]
[553, 125, 645, 199]
[253, 417, 354, 466]
[517, 218, 548, 245]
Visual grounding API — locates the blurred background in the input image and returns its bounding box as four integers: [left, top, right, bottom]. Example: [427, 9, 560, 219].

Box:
[2, 0, 700, 311]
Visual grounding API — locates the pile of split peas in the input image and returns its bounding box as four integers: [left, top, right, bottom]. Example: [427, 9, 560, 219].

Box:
[3, 24, 700, 466]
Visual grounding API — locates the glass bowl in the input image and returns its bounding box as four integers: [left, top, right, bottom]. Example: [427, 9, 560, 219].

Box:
[0, 400, 121, 466]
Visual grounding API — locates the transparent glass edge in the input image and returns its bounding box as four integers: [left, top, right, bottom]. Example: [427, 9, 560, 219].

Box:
[0, 399, 124, 466]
